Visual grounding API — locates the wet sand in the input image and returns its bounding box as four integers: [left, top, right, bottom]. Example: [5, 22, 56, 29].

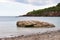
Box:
[0, 30, 60, 40]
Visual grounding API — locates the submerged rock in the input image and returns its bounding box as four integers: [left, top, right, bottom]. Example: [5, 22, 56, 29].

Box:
[16, 21, 55, 28]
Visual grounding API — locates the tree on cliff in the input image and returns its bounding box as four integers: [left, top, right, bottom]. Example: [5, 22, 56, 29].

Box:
[56, 3, 60, 7]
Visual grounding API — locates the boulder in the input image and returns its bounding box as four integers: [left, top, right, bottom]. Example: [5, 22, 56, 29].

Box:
[16, 20, 55, 28]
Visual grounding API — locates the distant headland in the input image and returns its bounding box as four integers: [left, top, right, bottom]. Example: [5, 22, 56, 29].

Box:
[19, 3, 60, 17]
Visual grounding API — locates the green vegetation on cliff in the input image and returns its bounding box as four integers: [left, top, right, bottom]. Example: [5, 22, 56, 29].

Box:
[24, 3, 60, 16]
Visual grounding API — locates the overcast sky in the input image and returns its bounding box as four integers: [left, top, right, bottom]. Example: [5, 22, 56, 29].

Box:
[0, 0, 60, 16]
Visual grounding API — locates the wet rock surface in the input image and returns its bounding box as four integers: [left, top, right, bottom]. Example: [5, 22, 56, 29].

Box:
[16, 20, 55, 28]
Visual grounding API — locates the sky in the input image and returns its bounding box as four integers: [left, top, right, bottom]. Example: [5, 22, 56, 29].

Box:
[0, 0, 60, 16]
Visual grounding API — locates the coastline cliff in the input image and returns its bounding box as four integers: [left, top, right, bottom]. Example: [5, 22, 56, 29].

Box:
[23, 3, 60, 17]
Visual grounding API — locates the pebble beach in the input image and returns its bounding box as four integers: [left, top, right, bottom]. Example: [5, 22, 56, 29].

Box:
[0, 29, 60, 40]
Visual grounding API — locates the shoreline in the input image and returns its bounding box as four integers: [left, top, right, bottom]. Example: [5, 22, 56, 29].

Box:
[0, 30, 60, 40]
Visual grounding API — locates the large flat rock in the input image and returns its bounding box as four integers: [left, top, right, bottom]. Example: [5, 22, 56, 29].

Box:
[16, 20, 55, 28]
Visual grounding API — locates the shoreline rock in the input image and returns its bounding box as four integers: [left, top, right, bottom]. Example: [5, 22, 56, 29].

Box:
[16, 20, 55, 28]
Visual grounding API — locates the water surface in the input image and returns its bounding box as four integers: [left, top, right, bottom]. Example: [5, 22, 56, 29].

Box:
[0, 16, 60, 37]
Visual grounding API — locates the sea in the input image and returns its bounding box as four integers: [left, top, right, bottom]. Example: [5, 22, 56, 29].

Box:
[0, 16, 60, 38]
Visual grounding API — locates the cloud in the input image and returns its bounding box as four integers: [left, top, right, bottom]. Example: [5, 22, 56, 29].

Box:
[4, 0, 59, 6]
[0, 0, 59, 16]
[16, 0, 60, 6]
[27, 0, 60, 6]
[0, 1, 44, 16]
[0, 1, 55, 16]
[0, 0, 15, 2]
[16, 0, 27, 3]
[1, 0, 58, 6]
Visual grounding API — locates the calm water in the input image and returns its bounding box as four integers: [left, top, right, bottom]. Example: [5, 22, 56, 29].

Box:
[0, 16, 60, 37]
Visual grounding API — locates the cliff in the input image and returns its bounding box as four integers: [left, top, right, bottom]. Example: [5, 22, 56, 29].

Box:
[23, 3, 60, 17]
